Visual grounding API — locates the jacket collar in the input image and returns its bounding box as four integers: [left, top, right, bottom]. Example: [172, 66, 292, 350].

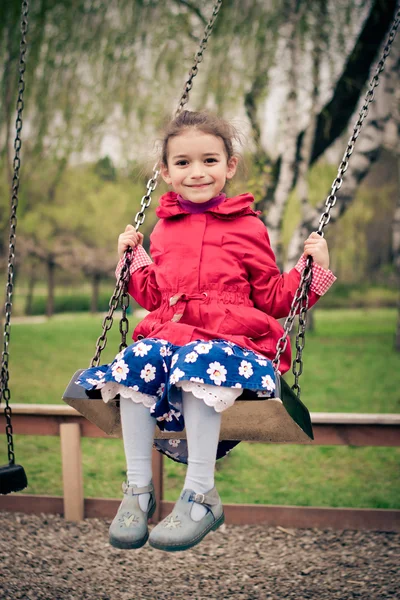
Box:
[156, 191, 260, 220]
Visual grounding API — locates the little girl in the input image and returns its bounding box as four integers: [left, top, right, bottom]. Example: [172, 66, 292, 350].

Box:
[77, 110, 336, 552]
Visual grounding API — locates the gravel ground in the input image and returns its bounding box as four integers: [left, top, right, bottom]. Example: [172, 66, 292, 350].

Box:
[0, 512, 399, 600]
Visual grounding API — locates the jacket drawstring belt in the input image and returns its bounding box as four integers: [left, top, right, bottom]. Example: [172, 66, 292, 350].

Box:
[169, 292, 208, 323]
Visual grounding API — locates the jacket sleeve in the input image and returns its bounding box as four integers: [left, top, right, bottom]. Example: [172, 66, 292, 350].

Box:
[115, 238, 162, 312]
[243, 225, 336, 319]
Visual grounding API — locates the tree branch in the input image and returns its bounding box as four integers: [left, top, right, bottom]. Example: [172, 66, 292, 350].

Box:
[310, 0, 398, 164]
[171, 0, 207, 25]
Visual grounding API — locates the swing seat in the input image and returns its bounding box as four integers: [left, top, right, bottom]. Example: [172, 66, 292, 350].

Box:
[0, 463, 28, 495]
[62, 370, 314, 443]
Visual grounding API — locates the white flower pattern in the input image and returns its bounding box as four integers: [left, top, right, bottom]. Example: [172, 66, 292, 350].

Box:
[165, 409, 181, 422]
[168, 439, 181, 447]
[86, 378, 102, 386]
[170, 368, 185, 385]
[207, 362, 227, 386]
[238, 360, 253, 379]
[262, 374, 275, 390]
[112, 360, 129, 382]
[157, 383, 165, 397]
[160, 345, 173, 357]
[222, 346, 234, 356]
[256, 358, 268, 366]
[184, 351, 198, 363]
[194, 342, 212, 354]
[133, 342, 152, 357]
[140, 363, 156, 382]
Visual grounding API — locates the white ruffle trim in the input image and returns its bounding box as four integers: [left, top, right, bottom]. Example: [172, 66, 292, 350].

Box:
[176, 381, 243, 413]
[101, 382, 156, 409]
[99, 381, 243, 413]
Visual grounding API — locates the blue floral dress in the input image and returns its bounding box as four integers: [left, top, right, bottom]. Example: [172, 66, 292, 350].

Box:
[77, 337, 276, 464]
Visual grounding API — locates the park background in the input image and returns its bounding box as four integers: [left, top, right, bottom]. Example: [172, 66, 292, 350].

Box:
[0, 0, 399, 509]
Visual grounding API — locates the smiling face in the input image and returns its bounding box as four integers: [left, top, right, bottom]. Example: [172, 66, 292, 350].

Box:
[160, 129, 238, 203]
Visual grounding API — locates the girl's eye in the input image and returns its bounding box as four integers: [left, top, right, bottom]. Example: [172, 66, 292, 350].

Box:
[176, 160, 188, 166]
[205, 158, 217, 164]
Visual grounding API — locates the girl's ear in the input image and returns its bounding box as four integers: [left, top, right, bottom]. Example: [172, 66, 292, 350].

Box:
[160, 163, 172, 185]
[226, 156, 238, 180]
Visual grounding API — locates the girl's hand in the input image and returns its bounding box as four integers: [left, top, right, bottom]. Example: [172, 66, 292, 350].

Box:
[118, 225, 144, 258]
[303, 232, 330, 270]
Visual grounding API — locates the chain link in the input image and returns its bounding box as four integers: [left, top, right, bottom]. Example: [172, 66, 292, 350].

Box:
[0, 1, 29, 465]
[272, 259, 313, 375]
[175, 0, 223, 117]
[90, 0, 223, 365]
[90, 248, 133, 367]
[273, 8, 400, 396]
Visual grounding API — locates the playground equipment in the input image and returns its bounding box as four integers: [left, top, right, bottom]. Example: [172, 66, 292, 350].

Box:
[1, 1, 399, 495]
[63, 3, 400, 443]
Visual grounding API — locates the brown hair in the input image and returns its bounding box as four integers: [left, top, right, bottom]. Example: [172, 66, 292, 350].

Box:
[161, 110, 240, 166]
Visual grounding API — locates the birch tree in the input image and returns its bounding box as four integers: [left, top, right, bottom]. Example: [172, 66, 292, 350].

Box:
[286, 35, 400, 270]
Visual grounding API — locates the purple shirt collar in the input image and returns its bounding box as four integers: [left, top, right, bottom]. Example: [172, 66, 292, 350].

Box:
[177, 193, 226, 214]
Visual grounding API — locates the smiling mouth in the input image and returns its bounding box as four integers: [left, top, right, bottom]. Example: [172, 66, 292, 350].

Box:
[188, 183, 212, 188]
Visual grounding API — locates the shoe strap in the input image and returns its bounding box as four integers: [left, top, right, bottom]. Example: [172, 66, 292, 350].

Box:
[122, 481, 154, 496]
[190, 488, 220, 507]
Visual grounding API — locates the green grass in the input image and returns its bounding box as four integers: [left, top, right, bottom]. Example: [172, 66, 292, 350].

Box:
[2, 308, 400, 508]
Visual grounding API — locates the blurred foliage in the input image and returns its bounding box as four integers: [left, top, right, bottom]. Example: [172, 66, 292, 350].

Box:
[94, 156, 117, 182]
[0, 0, 368, 163]
[281, 153, 399, 284]
[0, 0, 398, 313]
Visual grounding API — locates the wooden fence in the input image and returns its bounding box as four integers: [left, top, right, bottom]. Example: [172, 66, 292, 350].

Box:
[1, 404, 399, 531]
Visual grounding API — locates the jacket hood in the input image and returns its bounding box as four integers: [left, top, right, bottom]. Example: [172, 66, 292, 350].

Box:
[156, 191, 260, 220]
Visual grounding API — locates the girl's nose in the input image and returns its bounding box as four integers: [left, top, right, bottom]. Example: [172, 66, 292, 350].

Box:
[190, 163, 205, 178]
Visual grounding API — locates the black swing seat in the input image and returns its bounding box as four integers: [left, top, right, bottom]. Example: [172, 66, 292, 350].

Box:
[0, 463, 28, 495]
[62, 369, 314, 443]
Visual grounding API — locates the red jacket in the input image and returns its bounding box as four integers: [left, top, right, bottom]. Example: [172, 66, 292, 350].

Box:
[123, 192, 334, 374]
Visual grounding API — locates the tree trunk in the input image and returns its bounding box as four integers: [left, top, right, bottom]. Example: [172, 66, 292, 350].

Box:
[254, 0, 397, 227]
[266, 11, 300, 264]
[393, 139, 400, 352]
[2, 17, 19, 189]
[310, 0, 398, 164]
[46, 259, 55, 318]
[287, 38, 398, 266]
[91, 273, 101, 314]
[24, 263, 36, 316]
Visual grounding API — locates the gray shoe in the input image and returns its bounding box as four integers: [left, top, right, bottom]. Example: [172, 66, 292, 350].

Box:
[109, 481, 156, 549]
[148, 487, 224, 552]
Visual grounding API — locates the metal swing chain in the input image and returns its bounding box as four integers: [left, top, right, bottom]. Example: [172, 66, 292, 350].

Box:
[90, 0, 223, 366]
[175, 0, 223, 117]
[0, 1, 29, 465]
[273, 7, 400, 398]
